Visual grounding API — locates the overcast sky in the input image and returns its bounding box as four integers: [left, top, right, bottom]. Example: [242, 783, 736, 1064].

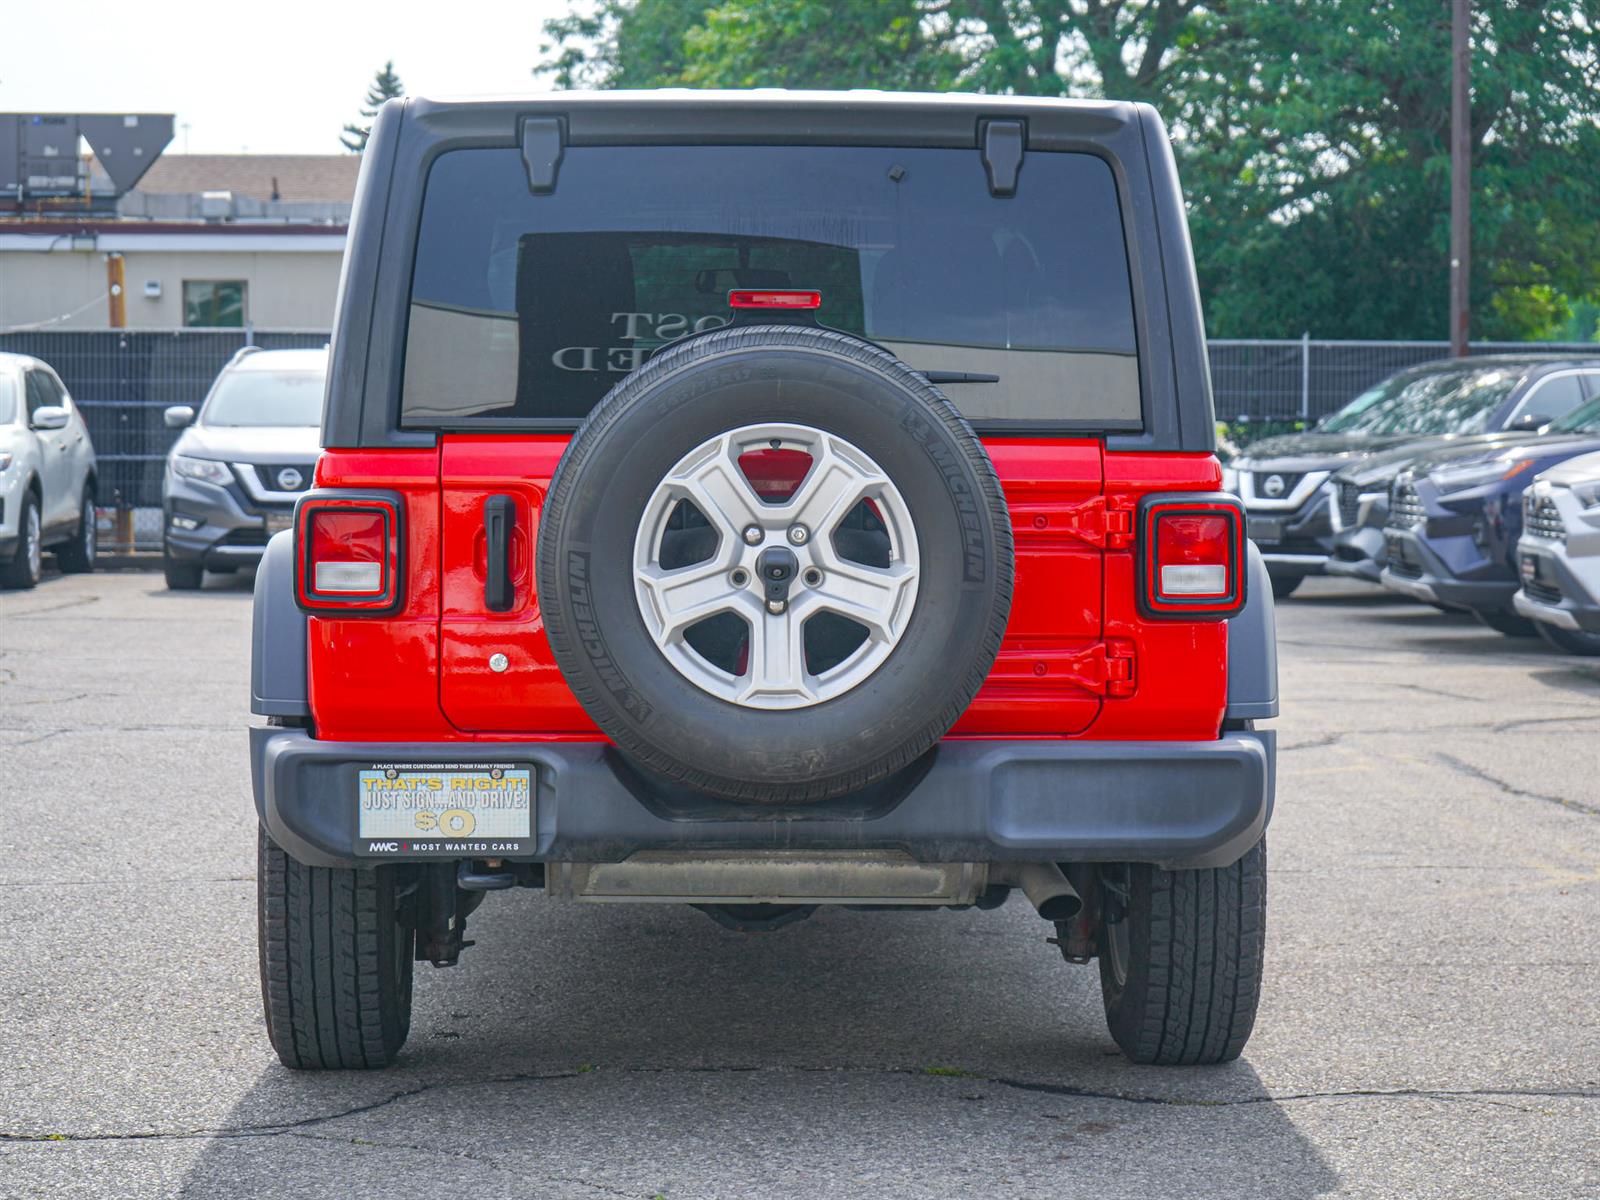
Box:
[0, 0, 577, 155]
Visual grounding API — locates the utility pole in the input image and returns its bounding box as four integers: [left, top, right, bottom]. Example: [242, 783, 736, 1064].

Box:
[1449, 0, 1471, 357]
[105, 253, 126, 328]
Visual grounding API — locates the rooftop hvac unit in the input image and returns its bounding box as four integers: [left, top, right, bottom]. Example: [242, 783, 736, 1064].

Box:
[0, 113, 174, 202]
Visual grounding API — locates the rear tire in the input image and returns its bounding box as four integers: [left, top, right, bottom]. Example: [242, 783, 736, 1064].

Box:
[56, 490, 96, 574]
[1473, 608, 1538, 638]
[163, 555, 204, 590]
[1269, 574, 1301, 600]
[1096, 839, 1266, 1065]
[257, 829, 414, 1070]
[1534, 622, 1600, 656]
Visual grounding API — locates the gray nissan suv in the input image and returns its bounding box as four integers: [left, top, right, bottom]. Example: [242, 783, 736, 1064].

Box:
[161, 347, 326, 589]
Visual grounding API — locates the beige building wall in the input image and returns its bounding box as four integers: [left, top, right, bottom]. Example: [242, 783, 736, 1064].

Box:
[0, 247, 344, 331]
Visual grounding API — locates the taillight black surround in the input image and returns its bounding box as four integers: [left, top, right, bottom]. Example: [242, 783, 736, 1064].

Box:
[292, 488, 406, 616]
[1136, 491, 1247, 620]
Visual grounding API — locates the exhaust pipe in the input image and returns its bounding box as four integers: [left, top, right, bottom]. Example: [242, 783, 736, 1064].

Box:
[999, 862, 1082, 921]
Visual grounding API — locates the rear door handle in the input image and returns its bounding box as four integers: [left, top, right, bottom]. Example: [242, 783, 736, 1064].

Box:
[483, 494, 516, 612]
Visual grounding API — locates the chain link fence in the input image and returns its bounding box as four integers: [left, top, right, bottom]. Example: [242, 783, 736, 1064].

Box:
[4, 330, 1596, 553]
[1210, 337, 1600, 448]
[0, 328, 328, 552]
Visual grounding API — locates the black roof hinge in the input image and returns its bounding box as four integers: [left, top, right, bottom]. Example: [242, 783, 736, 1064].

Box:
[521, 116, 566, 195]
[980, 118, 1026, 198]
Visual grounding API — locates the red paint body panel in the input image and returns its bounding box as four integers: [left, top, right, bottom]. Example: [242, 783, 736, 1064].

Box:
[1094, 452, 1229, 740]
[951, 439, 1103, 735]
[307, 449, 453, 741]
[438, 437, 597, 733]
[304, 440, 1232, 747]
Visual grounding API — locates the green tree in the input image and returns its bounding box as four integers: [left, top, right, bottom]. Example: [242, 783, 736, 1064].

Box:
[538, 1, 1600, 342]
[342, 60, 405, 153]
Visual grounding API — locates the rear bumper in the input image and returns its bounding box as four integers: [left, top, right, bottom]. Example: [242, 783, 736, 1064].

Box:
[251, 727, 1274, 874]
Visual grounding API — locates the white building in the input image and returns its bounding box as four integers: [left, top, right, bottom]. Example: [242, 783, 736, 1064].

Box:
[0, 155, 357, 332]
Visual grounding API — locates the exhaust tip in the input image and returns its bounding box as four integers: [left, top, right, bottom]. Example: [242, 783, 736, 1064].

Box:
[998, 862, 1084, 922]
[1036, 893, 1083, 922]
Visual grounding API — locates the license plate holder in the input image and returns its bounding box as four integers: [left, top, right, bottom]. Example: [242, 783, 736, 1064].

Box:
[263, 511, 293, 537]
[1247, 516, 1286, 543]
[357, 764, 533, 856]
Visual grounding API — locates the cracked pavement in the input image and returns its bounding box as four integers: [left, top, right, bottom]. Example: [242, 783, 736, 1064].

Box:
[1, 571, 1597, 1199]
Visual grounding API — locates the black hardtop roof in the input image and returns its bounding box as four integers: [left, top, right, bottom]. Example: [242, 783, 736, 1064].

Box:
[398, 89, 1146, 149]
[323, 89, 1217, 453]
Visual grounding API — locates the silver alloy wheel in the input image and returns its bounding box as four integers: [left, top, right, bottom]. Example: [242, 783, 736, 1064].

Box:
[633, 422, 919, 709]
[25, 502, 41, 582]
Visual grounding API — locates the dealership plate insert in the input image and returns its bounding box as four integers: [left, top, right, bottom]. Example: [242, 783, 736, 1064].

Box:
[357, 764, 532, 855]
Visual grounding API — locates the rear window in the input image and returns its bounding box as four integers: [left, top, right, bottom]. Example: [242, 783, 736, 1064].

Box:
[401, 144, 1139, 428]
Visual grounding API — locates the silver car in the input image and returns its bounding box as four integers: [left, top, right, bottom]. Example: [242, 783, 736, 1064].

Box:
[1512, 448, 1600, 655]
[161, 347, 326, 590]
[0, 352, 99, 589]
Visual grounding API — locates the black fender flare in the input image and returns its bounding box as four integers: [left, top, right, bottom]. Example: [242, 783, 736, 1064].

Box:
[251, 531, 310, 718]
[1225, 541, 1279, 721]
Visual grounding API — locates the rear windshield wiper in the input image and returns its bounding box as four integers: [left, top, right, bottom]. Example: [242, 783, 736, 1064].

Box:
[920, 371, 1000, 384]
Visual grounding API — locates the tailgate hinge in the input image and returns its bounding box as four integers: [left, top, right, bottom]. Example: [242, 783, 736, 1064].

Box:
[980, 118, 1026, 197]
[1052, 495, 1137, 549]
[521, 116, 566, 194]
[1066, 639, 1136, 698]
[1101, 638, 1136, 698]
[1004, 640, 1136, 697]
[1104, 496, 1137, 549]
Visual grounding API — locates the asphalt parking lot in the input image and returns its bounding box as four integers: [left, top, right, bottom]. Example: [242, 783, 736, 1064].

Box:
[2, 569, 1597, 1199]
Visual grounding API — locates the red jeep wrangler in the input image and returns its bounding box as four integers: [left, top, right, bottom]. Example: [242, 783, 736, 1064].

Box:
[250, 92, 1277, 1070]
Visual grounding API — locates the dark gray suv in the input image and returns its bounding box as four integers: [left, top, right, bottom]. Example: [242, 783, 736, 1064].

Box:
[161, 347, 326, 589]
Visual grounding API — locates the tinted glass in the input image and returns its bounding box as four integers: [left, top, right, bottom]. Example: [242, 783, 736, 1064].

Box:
[1550, 396, 1600, 433]
[203, 370, 325, 427]
[24, 371, 58, 419]
[403, 145, 1139, 427]
[1318, 366, 1520, 436]
[1508, 373, 1586, 425]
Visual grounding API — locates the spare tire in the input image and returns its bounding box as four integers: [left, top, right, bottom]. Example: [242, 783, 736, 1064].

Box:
[537, 325, 1013, 803]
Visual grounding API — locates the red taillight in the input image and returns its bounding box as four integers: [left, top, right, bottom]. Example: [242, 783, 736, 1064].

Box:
[728, 289, 821, 310]
[294, 491, 403, 614]
[1139, 495, 1246, 618]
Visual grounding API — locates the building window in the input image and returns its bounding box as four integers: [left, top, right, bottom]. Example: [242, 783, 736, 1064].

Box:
[183, 280, 247, 328]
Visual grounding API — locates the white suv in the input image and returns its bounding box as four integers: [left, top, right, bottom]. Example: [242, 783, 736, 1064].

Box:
[1514, 448, 1600, 655]
[0, 353, 99, 589]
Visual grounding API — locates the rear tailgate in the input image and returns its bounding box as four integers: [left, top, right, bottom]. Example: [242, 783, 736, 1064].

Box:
[439, 436, 596, 734]
[438, 434, 1106, 737]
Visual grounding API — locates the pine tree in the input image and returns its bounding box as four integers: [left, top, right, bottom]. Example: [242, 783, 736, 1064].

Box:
[341, 61, 405, 153]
